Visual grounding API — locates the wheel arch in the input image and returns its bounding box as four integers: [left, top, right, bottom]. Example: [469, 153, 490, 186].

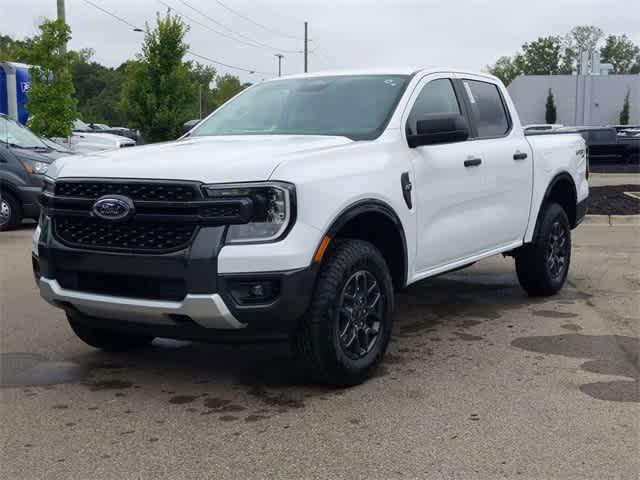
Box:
[321, 199, 408, 290]
[533, 172, 578, 240]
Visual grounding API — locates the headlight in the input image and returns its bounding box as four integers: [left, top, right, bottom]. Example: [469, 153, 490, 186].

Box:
[22, 160, 49, 175]
[203, 182, 295, 244]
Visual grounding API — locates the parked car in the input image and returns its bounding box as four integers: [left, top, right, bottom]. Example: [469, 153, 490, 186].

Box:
[34, 68, 588, 386]
[0, 114, 73, 230]
[616, 128, 640, 162]
[52, 119, 136, 154]
[39, 135, 73, 154]
[183, 119, 201, 134]
[88, 122, 138, 141]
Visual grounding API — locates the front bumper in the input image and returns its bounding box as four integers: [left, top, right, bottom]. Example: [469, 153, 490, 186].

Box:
[39, 277, 243, 329]
[17, 184, 43, 219]
[34, 217, 318, 341]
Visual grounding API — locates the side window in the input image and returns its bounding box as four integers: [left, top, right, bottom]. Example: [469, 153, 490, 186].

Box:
[463, 80, 510, 138]
[406, 79, 460, 135]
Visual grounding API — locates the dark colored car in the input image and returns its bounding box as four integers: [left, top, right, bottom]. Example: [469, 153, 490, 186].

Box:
[80, 120, 139, 141]
[0, 115, 72, 230]
[616, 129, 640, 162]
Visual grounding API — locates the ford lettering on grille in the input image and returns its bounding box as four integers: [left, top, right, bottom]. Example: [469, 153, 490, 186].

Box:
[92, 195, 135, 221]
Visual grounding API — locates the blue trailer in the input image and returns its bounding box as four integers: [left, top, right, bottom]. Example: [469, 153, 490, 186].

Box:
[0, 62, 32, 125]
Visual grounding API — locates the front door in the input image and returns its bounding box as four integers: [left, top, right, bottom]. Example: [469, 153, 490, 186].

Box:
[404, 74, 491, 274]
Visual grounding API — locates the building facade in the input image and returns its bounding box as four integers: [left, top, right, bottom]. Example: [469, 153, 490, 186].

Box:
[507, 74, 639, 126]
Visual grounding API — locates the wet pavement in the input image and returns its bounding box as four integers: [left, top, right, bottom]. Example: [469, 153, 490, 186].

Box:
[1, 224, 638, 479]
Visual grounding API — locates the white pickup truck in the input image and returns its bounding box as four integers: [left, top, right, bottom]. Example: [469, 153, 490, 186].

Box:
[33, 68, 588, 386]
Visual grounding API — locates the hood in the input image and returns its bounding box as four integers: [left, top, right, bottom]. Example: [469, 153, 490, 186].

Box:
[48, 135, 353, 183]
[9, 147, 60, 164]
[73, 132, 135, 144]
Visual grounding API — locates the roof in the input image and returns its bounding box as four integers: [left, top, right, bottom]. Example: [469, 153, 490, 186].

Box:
[267, 67, 499, 82]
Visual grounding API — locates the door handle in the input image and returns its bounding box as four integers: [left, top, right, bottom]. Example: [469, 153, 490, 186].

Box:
[464, 158, 482, 167]
[513, 152, 528, 161]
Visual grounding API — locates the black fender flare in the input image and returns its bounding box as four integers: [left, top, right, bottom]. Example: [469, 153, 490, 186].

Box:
[322, 199, 408, 287]
[532, 172, 578, 239]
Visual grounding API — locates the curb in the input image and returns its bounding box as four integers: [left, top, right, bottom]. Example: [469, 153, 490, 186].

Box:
[584, 214, 640, 226]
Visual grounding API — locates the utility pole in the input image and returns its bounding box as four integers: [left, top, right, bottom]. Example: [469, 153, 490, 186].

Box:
[304, 21, 308, 73]
[275, 54, 284, 77]
[57, 0, 67, 53]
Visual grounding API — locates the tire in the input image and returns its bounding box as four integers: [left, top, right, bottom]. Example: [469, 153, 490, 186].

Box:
[516, 203, 571, 297]
[293, 239, 394, 387]
[67, 312, 154, 351]
[0, 191, 22, 232]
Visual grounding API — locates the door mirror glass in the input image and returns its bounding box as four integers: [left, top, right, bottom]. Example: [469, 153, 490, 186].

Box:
[408, 114, 469, 148]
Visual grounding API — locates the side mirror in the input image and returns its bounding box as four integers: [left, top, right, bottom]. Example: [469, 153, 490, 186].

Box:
[407, 114, 469, 148]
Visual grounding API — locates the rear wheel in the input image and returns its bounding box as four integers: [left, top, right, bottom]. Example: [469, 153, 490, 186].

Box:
[0, 191, 22, 231]
[293, 239, 394, 387]
[67, 312, 154, 351]
[515, 203, 571, 297]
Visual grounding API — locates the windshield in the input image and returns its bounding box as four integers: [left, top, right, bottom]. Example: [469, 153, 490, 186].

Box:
[191, 75, 410, 141]
[0, 116, 48, 149]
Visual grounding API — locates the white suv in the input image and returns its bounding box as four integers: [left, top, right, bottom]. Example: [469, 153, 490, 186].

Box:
[34, 68, 588, 386]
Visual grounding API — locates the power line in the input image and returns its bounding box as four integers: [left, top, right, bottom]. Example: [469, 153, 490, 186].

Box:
[209, 0, 300, 40]
[80, 0, 142, 31]
[80, 0, 270, 76]
[187, 50, 269, 75]
[159, 0, 300, 54]
[178, 0, 301, 53]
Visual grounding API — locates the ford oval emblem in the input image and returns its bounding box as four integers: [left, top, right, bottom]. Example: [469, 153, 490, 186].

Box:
[92, 195, 135, 221]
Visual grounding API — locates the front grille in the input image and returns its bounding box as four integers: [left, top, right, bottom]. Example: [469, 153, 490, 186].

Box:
[56, 270, 186, 301]
[199, 203, 244, 218]
[47, 179, 252, 253]
[55, 181, 198, 202]
[54, 216, 196, 252]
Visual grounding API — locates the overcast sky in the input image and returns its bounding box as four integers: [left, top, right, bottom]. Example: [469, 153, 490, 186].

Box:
[3, 0, 640, 82]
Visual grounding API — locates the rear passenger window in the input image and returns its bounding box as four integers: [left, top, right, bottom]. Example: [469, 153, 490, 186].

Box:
[463, 80, 510, 138]
[406, 79, 460, 136]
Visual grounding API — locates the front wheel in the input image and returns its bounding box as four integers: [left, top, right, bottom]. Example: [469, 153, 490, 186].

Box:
[515, 203, 571, 297]
[0, 191, 22, 231]
[293, 239, 394, 387]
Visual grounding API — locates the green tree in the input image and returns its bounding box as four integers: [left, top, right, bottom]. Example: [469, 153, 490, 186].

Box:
[600, 35, 640, 74]
[487, 56, 523, 86]
[121, 11, 197, 142]
[0, 34, 33, 62]
[187, 63, 217, 119]
[521, 36, 574, 74]
[619, 91, 630, 125]
[570, 25, 604, 56]
[545, 89, 557, 124]
[21, 19, 77, 137]
[488, 36, 575, 83]
[70, 49, 128, 126]
[213, 74, 251, 106]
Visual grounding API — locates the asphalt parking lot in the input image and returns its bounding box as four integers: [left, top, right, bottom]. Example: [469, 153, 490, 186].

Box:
[1, 223, 638, 480]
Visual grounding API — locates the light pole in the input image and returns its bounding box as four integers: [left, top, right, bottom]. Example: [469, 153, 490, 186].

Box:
[57, 0, 67, 53]
[274, 54, 284, 77]
[304, 22, 308, 73]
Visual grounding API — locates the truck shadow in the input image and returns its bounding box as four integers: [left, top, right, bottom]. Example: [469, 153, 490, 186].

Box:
[6, 267, 597, 422]
[66, 269, 589, 391]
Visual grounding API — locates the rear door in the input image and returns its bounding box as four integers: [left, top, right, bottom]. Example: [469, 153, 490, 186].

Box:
[457, 76, 533, 247]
